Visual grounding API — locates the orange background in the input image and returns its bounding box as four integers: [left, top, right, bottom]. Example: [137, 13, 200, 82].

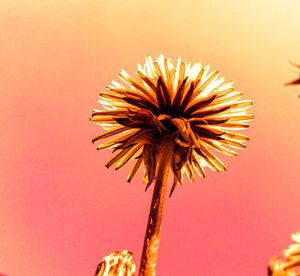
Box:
[1, 1, 300, 275]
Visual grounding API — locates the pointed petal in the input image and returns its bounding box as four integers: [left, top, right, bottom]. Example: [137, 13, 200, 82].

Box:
[127, 158, 143, 182]
[92, 126, 129, 143]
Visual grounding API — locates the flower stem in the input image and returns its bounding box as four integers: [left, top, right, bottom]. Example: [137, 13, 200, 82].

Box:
[139, 135, 174, 276]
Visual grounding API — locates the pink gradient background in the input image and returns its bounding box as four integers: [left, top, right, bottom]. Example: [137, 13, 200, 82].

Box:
[1, 1, 300, 275]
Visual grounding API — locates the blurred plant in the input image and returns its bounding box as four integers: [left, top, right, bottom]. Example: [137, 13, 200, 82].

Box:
[268, 230, 300, 276]
[268, 62, 300, 276]
[285, 62, 300, 86]
[91, 55, 253, 275]
[285, 62, 300, 94]
[95, 250, 136, 276]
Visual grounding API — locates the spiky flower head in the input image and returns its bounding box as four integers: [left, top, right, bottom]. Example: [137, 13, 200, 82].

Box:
[95, 250, 136, 276]
[269, 230, 300, 276]
[91, 55, 253, 195]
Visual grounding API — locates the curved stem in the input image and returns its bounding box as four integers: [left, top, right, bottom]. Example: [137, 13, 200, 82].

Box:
[139, 136, 174, 276]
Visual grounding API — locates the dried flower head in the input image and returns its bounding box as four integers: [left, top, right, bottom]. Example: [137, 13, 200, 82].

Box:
[268, 230, 300, 276]
[91, 55, 253, 195]
[95, 250, 136, 276]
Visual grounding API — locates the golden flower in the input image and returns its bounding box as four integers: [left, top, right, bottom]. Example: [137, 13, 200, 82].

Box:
[91, 55, 253, 195]
[95, 250, 136, 276]
[269, 230, 300, 276]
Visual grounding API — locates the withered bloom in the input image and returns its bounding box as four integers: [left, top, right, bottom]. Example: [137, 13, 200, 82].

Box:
[95, 250, 136, 276]
[269, 230, 300, 276]
[91, 54, 253, 195]
[91, 55, 253, 275]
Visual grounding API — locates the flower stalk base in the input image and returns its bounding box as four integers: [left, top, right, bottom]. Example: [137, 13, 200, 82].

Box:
[139, 136, 174, 276]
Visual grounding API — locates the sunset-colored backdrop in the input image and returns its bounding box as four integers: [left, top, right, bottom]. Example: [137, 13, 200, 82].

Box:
[1, 1, 300, 275]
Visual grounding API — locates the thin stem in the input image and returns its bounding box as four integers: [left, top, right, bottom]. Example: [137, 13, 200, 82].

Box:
[139, 135, 174, 276]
